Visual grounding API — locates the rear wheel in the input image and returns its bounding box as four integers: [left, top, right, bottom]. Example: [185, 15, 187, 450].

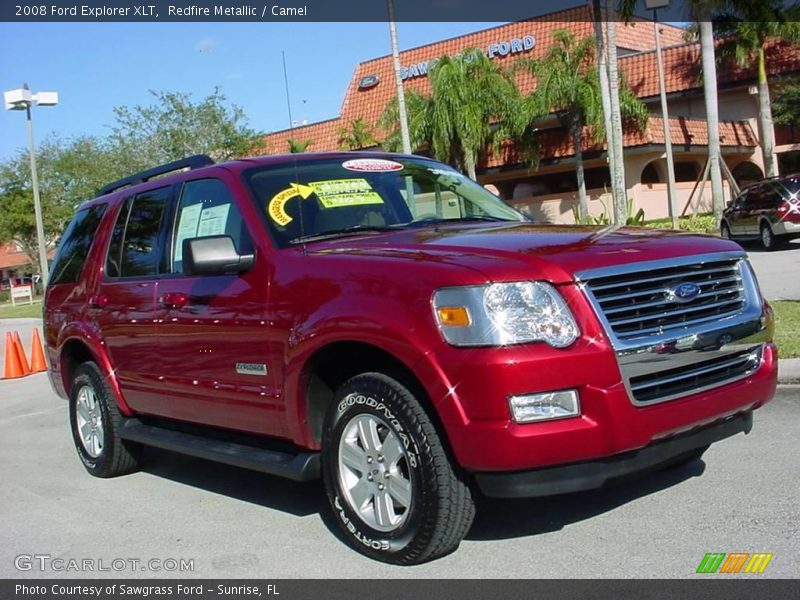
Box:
[69, 362, 142, 478]
[321, 372, 475, 564]
[760, 222, 777, 251]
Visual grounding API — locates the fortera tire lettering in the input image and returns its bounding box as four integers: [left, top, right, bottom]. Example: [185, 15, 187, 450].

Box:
[334, 496, 391, 551]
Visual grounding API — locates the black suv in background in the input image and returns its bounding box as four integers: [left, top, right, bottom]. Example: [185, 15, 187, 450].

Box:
[721, 175, 800, 250]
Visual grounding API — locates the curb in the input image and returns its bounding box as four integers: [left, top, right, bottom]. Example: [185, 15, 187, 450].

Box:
[777, 358, 800, 386]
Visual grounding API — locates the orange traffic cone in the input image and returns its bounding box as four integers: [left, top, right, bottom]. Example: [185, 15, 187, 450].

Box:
[30, 328, 47, 373]
[3, 332, 26, 379]
[12, 332, 31, 376]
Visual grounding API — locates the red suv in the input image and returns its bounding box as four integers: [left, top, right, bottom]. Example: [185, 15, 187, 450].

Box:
[45, 153, 777, 564]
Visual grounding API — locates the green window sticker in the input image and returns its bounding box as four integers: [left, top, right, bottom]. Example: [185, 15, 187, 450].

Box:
[310, 178, 384, 209]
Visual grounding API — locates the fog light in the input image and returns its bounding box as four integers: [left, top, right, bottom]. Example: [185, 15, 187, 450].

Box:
[508, 390, 580, 423]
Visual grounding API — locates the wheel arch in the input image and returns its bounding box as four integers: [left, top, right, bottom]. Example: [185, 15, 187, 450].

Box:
[57, 332, 133, 416]
[298, 340, 449, 453]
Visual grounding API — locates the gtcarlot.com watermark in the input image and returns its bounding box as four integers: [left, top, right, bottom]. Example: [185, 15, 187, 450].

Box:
[14, 554, 195, 573]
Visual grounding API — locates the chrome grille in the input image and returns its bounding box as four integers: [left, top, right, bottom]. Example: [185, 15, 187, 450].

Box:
[628, 346, 762, 404]
[583, 258, 745, 342]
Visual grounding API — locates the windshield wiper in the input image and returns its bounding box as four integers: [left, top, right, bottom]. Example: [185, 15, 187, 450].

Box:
[402, 215, 512, 228]
[452, 215, 510, 222]
[289, 225, 395, 244]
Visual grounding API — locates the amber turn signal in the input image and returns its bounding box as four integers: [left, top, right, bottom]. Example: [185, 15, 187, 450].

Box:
[436, 306, 471, 327]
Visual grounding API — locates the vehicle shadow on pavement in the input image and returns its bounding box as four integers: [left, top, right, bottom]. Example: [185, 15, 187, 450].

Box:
[140, 448, 326, 517]
[466, 459, 706, 541]
[138, 448, 367, 551]
[139, 448, 706, 544]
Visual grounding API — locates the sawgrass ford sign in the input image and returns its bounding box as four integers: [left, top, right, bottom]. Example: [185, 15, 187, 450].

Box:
[400, 35, 536, 80]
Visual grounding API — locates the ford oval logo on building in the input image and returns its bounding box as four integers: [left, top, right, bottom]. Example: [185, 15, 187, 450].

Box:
[670, 282, 701, 303]
[358, 75, 380, 90]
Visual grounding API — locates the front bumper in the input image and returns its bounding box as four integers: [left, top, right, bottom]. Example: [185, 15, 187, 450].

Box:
[416, 252, 777, 475]
[474, 411, 752, 498]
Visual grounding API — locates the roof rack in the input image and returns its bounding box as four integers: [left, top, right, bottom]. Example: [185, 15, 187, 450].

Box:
[97, 154, 214, 196]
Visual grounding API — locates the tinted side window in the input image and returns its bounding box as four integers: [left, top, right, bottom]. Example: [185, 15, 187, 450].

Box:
[105, 187, 171, 278]
[105, 197, 132, 278]
[121, 188, 171, 277]
[171, 178, 252, 274]
[49, 204, 107, 285]
[742, 187, 759, 206]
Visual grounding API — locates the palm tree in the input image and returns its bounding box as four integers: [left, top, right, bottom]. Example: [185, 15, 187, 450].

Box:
[287, 139, 311, 153]
[620, 0, 726, 220]
[380, 48, 521, 180]
[337, 118, 379, 150]
[428, 48, 522, 180]
[378, 90, 432, 153]
[592, 0, 616, 206]
[712, 0, 800, 178]
[605, 4, 629, 225]
[695, 9, 726, 223]
[517, 29, 647, 221]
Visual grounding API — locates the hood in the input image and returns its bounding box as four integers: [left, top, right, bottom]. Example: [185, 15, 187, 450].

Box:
[307, 222, 745, 284]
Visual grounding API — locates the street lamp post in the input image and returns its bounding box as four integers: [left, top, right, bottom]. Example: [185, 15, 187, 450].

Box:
[645, 0, 679, 229]
[4, 83, 58, 286]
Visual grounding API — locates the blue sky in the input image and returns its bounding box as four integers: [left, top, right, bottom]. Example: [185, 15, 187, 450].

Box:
[0, 21, 504, 161]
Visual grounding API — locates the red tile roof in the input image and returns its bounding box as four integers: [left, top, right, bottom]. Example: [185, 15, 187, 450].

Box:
[0, 242, 33, 271]
[620, 38, 800, 99]
[257, 11, 797, 165]
[254, 118, 343, 156]
[485, 116, 758, 168]
[337, 8, 685, 135]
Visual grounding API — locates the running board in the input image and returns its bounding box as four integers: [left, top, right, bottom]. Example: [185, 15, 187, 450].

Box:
[119, 419, 320, 482]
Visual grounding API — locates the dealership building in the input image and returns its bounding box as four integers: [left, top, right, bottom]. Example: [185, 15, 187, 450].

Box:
[259, 5, 800, 222]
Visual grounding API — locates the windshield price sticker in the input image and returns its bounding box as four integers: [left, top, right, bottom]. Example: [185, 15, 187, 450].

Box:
[310, 178, 384, 209]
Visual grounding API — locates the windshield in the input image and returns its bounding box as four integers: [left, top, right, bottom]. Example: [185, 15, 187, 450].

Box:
[243, 156, 525, 247]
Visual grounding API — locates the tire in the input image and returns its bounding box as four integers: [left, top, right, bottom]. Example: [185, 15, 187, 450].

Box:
[69, 362, 142, 478]
[760, 222, 777, 251]
[720, 222, 732, 240]
[321, 372, 475, 565]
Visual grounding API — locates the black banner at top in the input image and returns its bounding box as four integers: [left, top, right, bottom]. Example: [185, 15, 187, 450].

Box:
[1, 0, 703, 23]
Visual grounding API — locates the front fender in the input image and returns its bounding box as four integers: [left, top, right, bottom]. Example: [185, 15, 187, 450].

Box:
[282, 295, 442, 447]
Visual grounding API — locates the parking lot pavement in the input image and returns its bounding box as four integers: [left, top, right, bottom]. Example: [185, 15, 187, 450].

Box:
[744, 239, 800, 300]
[0, 370, 797, 579]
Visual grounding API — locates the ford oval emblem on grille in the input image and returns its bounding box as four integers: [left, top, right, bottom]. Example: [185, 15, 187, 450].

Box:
[670, 282, 701, 303]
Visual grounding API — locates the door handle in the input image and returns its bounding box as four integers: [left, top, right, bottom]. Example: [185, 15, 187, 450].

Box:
[160, 292, 188, 309]
[88, 295, 109, 309]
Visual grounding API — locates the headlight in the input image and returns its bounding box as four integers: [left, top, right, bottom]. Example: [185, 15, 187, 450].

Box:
[433, 281, 579, 347]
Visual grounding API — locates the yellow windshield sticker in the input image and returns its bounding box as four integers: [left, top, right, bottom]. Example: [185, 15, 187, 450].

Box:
[267, 179, 384, 226]
[268, 183, 315, 226]
[309, 178, 384, 209]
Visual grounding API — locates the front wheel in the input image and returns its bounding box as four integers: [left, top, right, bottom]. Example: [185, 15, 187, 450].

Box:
[321, 373, 475, 564]
[720, 222, 732, 240]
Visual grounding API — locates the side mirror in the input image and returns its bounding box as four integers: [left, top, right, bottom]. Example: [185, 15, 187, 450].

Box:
[182, 235, 254, 276]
